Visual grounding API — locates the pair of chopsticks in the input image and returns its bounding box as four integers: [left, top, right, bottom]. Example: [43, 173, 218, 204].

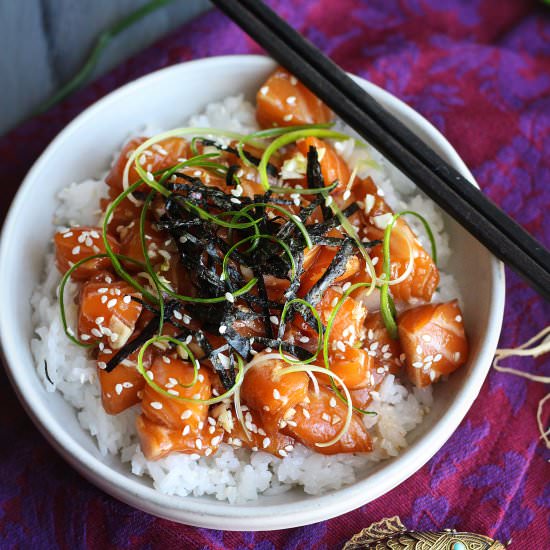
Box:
[211, 0, 550, 300]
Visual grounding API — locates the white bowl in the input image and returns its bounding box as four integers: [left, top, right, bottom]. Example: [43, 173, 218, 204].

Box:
[0, 55, 505, 531]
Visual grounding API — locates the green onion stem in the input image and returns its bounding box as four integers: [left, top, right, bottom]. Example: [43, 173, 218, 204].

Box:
[322, 281, 378, 415]
[32, 0, 176, 116]
[59, 252, 148, 347]
[380, 210, 437, 338]
[137, 339, 245, 406]
[278, 298, 323, 365]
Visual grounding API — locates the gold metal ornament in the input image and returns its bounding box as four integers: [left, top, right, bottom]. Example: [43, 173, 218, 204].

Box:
[342, 516, 507, 549]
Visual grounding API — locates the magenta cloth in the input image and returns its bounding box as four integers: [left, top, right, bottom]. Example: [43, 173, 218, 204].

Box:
[1, 1, 549, 548]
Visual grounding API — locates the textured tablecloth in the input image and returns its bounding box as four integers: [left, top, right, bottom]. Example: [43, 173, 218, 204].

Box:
[1, 1, 549, 548]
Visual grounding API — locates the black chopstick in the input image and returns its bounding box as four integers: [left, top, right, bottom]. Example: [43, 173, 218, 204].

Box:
[211, 0, 550, 300]
[237, 0, 550, 278]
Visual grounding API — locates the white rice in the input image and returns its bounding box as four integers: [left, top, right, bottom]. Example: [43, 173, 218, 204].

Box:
[30, 95, 458, 503]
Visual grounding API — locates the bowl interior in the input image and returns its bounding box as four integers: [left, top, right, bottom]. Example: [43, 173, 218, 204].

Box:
[0, 55, 504, 530]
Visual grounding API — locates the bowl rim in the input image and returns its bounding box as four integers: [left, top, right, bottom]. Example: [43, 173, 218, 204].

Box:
[0, 54, 505, 531]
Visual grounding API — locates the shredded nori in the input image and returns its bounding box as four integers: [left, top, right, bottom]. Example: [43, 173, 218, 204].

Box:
[305, 238, 355, 307]
[99, 139, 372, 391]
[306, 146, 331, 220]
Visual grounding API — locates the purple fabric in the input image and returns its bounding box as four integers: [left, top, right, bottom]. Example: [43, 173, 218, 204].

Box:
[1, 1, 549, 547]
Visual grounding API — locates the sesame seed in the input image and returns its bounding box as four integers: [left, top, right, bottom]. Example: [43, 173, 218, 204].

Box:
[455, 315, 462, 322]
[195, 439, 203, 450]
[260, 86, 269, 95]
[211, 435, 221, 446]
[434, 353, 442, 362]
[329, 397, 337, 408]
[167, 389, 179, 396]
[283, 114, 293, 121]
[262, 437, 271, 449]
[321, 413, 331, 422]
[115, 383, 123, 395]
[95, 316, 104, 325]
[286, 96, 297, 105]
[225, 292, 235, 303]
[279, 449, 288, 457]
[71, 246, 80, 255]
[150, 402, 163, 410]
[231, 185, 244, 197]
[219, 325, 227, 334]
[454, 352, 461, 362]
[107, 298, 117, 309]
[182, 425, 190, 436]
[273, 389, 281, 400]
[91, 328, 102, 338]
[97, 361, 107, 370]
[123, 295, 131, 304]
[422, 334, 432, 342]
[205, 448, 212, 456]
[303, 408, 310, 419]
[62, 231, 73, 238]
[343, 190, 351, 201]
[416, 345, 423, 354]
[290, 76, 297, 85]
[270, 315, 279, 325]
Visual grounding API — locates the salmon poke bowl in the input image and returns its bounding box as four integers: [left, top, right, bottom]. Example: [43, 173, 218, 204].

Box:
[0, 56, 505, 530]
